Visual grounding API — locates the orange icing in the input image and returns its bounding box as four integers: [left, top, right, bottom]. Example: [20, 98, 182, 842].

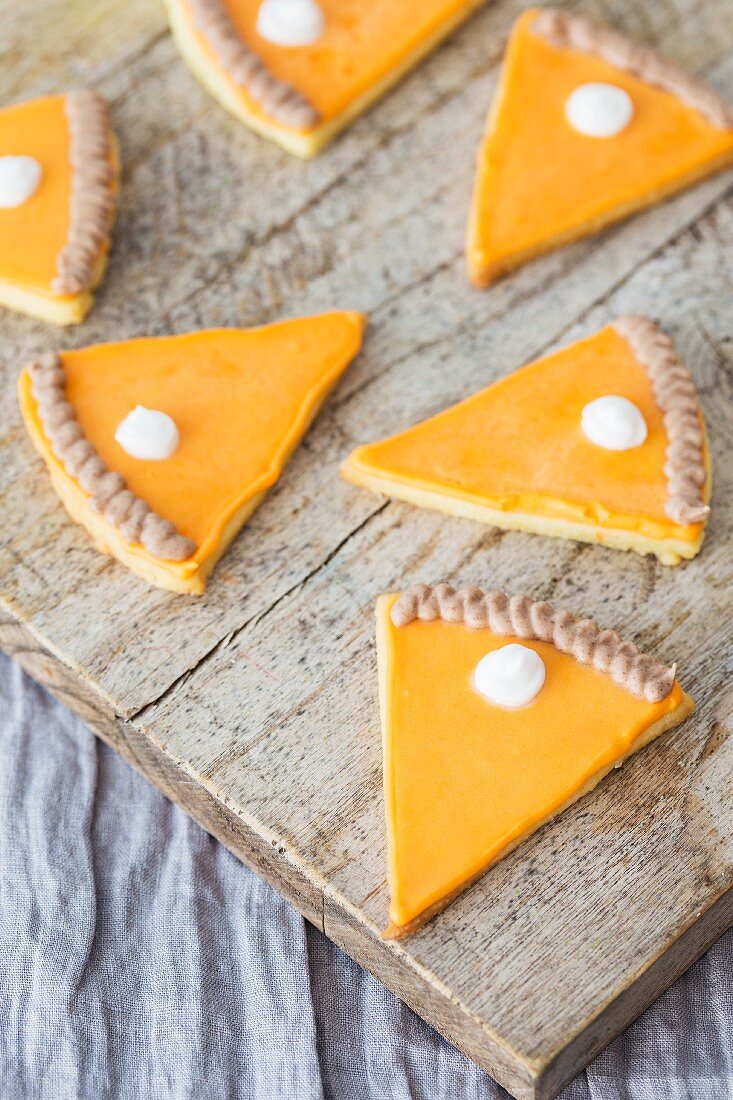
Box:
[0, 95, 72, 295]
[467, 9, 733, 283]
[21, 313, 364, 575]
[189, 0, 478, 125]
[379, 594, 686, 929]
[348, 325, 704, 543]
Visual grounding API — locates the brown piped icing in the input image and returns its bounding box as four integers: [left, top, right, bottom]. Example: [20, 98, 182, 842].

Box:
[28, 354, 196, 562]
[533, 8, 733, 130]
[187, 0, 320, 128]
[614, 316, 709, 526]
[390, 583, 677, 703]
[53, 90, 116, 297]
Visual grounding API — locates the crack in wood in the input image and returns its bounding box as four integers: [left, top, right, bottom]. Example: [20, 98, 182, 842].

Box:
[131, 499, 390, 725]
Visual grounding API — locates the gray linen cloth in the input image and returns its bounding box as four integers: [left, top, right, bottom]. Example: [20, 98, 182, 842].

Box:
[2, 652, 731, 1100]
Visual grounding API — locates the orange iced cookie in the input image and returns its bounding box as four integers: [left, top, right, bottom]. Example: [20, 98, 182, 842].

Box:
[343, 317, 711, 564]
[0, 91, 117, 325]
[19, 313, 365, 593]
[467, 8, 733, 287]
[378, 583, 693, 937]
[164, 0, 485, 157]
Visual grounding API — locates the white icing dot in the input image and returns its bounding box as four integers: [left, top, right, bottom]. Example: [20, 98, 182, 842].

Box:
[565, 83, 634, 137]
[0, 156, 42, 208]
[581, 395, 648, 451]
[256, 0, 325, 47]
[473, 644, 546, 709]
[115, 406, 180, 460]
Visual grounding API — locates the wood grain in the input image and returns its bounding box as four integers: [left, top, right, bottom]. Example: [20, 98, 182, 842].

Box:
[1, 1, 732, 1096]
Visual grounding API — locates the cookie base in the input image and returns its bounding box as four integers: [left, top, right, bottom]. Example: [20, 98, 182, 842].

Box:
[165, 0, 486, 158]
[342, 459, 708, 565]
[0, 252, 107, 326]
[376, 593, 696, 939]
[467, 148, 733, 288]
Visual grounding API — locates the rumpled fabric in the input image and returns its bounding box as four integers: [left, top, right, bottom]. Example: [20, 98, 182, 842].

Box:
[1, 652, 731, 1100]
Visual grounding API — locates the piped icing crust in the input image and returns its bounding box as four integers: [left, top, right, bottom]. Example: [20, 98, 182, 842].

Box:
[614, 316, 709, 526]
[53, 90, 116, 297]
[391, 583, 676, 703]
[533, 8, 733, 130]
[28, 353, 195, 562]
[187, 0, 320, 128]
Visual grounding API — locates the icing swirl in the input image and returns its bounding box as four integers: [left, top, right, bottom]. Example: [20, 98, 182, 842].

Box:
[614, 316, 709, 526]
[28, 354, 196, 562]
[53, 90, 116, 297]
[187, 0, 320, 129]
[390, 583, 677, 703]
[533, 8, 733, 130]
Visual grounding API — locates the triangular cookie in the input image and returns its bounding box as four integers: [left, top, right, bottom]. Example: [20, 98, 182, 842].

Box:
[19, 313, 365, 593]
[165, 0, 485, 157]
[0, 91, 117, 324]
[378, 583, 693, 938]
[343, 317, 710, 564]
[466, 8, 733, 287]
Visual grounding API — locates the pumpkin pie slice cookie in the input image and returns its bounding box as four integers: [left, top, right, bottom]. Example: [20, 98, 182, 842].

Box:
[0, 91, 117, 325]
[343, 317, 710, 565]
[467, 8, 733, 287]
[378, 583, 693, 938]
[164, 0, 485, 157]
[19, 312, 365, 593]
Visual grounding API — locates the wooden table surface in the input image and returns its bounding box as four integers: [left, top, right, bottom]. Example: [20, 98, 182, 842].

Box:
[2, 1, 733, 1097]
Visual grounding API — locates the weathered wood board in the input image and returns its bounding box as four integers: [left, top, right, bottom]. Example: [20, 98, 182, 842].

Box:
[2, 1, 733, 1096]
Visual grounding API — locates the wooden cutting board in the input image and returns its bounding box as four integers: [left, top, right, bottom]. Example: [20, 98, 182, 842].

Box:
[2, 1, 732, 1096]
